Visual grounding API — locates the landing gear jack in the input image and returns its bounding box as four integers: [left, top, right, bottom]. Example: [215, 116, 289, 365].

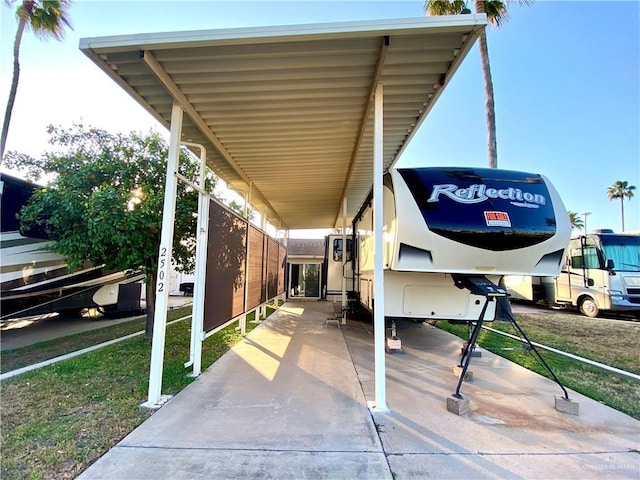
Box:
[386, 320, 403, 353]
[447, 275, 577, 415]
[450, 276, 499, 402]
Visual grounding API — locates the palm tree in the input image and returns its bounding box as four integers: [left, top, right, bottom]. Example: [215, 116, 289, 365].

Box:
[607, 181, 636, 232]
[567, 211, 584, 232]
[1, 0, 72, 160]
[424, 0, 531, 168]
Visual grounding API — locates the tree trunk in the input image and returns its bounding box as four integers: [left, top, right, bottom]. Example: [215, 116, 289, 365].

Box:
[1, 17, 27, 160]
[621, 197, 625, 232]
[475, 1, 498, 168]
[145, 269, 157, 338]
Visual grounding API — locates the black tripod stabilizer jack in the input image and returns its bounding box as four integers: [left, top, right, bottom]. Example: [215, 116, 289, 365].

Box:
[454, 296, 490, 398]
[450, 275, 506, 399]
[501, 303, 570, 401]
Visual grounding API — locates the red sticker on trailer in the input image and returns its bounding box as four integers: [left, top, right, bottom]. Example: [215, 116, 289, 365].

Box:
[484, 211, 511, 227]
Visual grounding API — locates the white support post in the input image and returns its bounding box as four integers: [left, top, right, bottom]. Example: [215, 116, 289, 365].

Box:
[243, 192, 249, 219]
[144, 102, 183, 408]
[284, 230, 289, 301]
[372, 83, 388, 412]
[240, 314, 247, 336]
[242, 208, 251, 334]
[247, 182, 253, 224]
[341, 197, 348, 325]
[189, 143, 209, 377]
[261, 208, 268, 309]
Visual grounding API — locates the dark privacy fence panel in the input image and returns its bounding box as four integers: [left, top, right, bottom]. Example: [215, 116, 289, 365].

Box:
[204, 200, 286, 333]
[246, 225, 266, 311]
[266, 238, 279, 300]
[278, 244, 287, 296]
[203, 201, 247, 333]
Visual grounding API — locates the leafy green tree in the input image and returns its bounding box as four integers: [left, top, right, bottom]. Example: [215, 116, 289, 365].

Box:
[228, 198, 255, 221]
[1, 0, 73, 159]
[567, 211, 584, 231]
[4, 124, 218, 337]
[607, 180, 636, 232]
[424, 0, 532, 168]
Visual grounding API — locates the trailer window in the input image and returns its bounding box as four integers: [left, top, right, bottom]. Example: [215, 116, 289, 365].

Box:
[333, 238, 352, 262]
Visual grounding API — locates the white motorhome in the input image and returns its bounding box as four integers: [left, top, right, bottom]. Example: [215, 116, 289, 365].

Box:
[506, 231, 640, 317]
[333, 166, 572, 321]
[0, 174, 144, 319]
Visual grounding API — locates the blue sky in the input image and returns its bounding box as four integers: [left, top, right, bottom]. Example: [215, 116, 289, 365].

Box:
[1, 0, 638, 234]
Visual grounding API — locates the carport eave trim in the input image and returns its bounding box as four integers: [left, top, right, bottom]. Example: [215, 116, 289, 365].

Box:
[78, 14, 487, 52]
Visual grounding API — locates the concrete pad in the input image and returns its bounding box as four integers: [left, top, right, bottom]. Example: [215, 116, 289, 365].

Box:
[80, 448, 390, 480]
[341, 320, 640, 479]
[78, 302, 390, 479]
[386, 451, 639, 480]
[78, 303, 640, 480]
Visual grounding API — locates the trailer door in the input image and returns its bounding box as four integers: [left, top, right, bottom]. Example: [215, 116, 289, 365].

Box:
[556, 239, 584, 301]
[325, 236, 353, 298]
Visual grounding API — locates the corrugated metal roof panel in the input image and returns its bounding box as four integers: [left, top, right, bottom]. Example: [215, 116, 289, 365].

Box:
[80, 15, 485, 229]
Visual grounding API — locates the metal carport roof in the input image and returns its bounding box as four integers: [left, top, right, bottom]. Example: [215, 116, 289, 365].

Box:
[79, 15, 486, 230]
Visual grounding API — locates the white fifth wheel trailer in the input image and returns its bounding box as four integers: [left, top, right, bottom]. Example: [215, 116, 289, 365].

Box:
[346, 166, 571, 321]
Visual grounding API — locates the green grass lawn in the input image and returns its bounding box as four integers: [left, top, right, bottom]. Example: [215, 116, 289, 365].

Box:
[1, 305, 273, 480]
[2, 316, 149, 374]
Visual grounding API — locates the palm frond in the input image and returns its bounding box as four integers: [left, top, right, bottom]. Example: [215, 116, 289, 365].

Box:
[21, 0, 73, 41]
[483, 1, 509, 27]
[425, 0, 471, 16]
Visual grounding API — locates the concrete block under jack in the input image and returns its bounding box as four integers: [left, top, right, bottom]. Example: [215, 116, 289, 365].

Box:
[453, 365, 473, 381]
[555, 395, 580, 415]
[447, 395, 470, 415]
[386, 337, 403, 354]
[462, 342, 482, 357]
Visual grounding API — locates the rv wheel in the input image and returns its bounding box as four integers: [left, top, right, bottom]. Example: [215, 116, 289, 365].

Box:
[579, 296, 599, 318]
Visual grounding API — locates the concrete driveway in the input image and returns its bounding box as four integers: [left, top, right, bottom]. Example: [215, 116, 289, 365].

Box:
[0, 296, 192, 351]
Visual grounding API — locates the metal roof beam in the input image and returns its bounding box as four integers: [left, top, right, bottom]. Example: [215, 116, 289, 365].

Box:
[335, 35, 389, 228]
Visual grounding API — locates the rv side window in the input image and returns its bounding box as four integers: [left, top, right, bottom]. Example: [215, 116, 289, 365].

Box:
[571, 245, 601, 269]
[333, 238, 352, 262]
[583, 246, 600, 269]
[570, 248, 583, 269]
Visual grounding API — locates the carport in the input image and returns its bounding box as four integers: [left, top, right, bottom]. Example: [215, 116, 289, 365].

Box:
[79, 14, 486, 410]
